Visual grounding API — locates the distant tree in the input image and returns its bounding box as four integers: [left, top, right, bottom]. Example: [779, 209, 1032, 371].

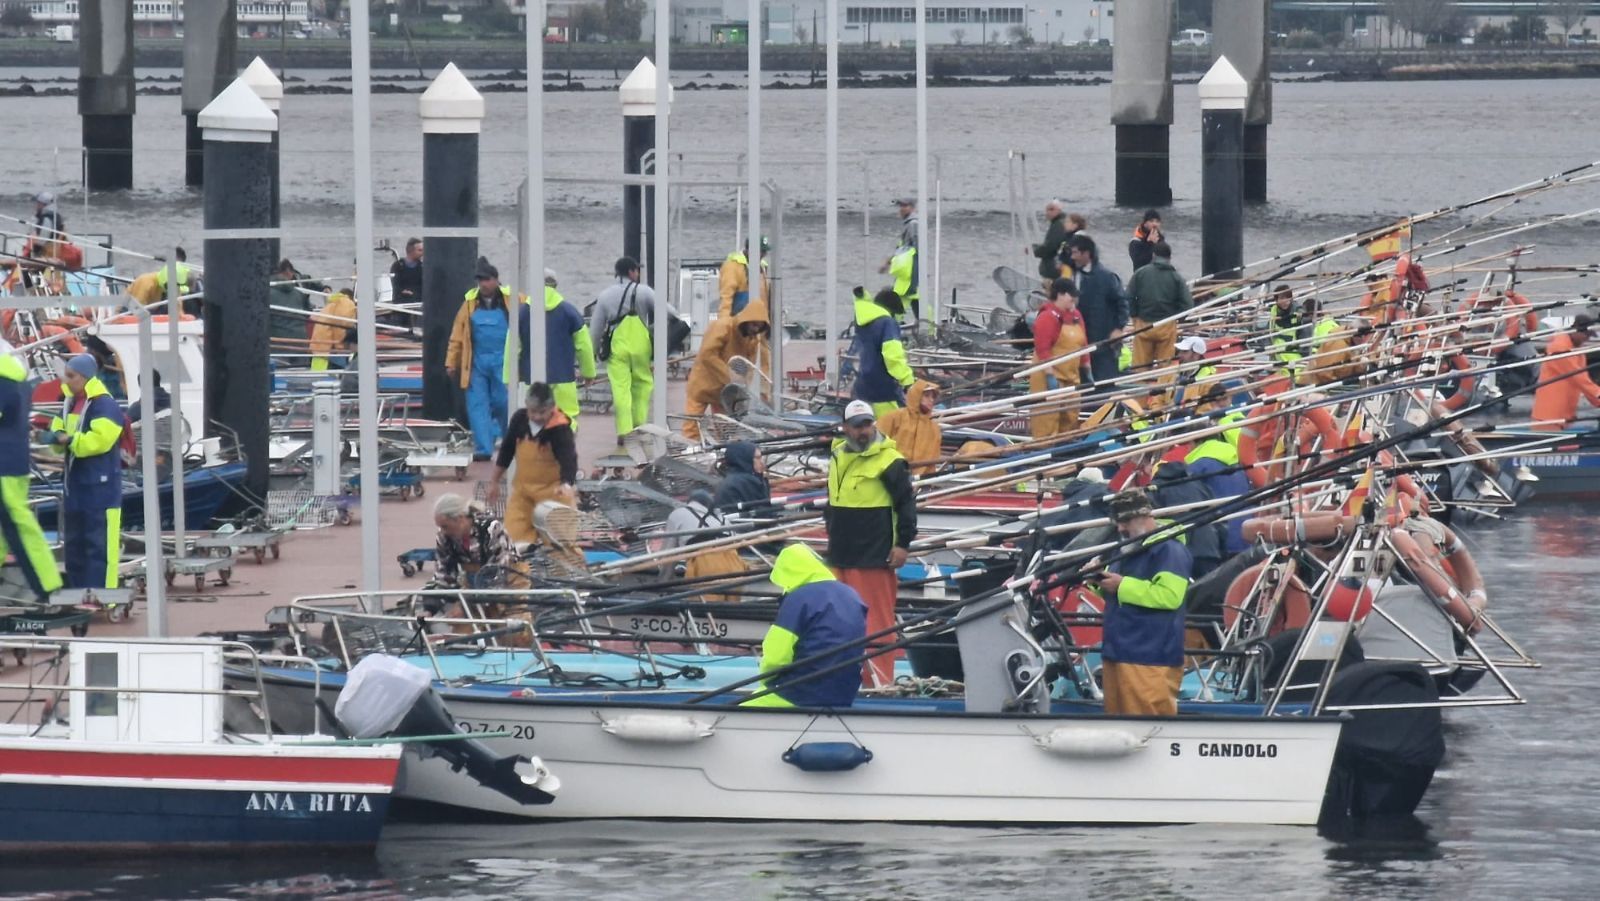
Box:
[1007, 24, 1033, 46]
[0, 1, 36, 28]
[794, 22, 808, 44]
[951, 27, 965, 45]
[1385, 0, 1452, 45]
[1285, 29, 1324, 49]
[573, 4, 605, 40]
[1082, 25, 1094, 43]
[1438, 10, 1474, 42]
[1546, 1, 1588, 43]
[1476, 22, 1510, 45]
[603, 0, 646, 41]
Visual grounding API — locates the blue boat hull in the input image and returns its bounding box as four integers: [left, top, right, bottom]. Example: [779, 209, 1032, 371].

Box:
[32, 462, 247, 532]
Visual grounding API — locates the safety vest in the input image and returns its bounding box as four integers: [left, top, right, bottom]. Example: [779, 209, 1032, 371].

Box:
[154, 262, 191, 295]
[827, 436, 903, 509]
[1312, 316, 1340, 350]
[889, 246, 918, 302]
[1186, 432, 1240, 468]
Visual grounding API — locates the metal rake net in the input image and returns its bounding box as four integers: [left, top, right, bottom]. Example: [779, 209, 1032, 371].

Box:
[263, 488, 338, 530]
[587, 479, 683, 531]
[639, 454, 720, 499]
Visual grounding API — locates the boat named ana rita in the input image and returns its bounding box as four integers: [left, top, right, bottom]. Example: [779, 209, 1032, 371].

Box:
[0, 636, 401, 852]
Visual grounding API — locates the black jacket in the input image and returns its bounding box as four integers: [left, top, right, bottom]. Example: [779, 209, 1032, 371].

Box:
[712, 441, 774, 516]
[1148, 461, 1225, 578]
[1129, 231, 1157, 272]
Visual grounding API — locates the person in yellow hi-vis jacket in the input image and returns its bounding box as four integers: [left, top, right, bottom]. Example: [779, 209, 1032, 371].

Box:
[44, 355, 125, 589]
[509, 269, 595, 428]
[0, 349, 62, 601]
[741, 544, 868, 708]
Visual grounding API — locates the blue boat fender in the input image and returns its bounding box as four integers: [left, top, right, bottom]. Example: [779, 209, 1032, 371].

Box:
[783, 741, 873, 772]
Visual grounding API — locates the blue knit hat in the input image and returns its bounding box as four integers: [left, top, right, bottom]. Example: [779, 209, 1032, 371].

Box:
[66, 353, 98, 378]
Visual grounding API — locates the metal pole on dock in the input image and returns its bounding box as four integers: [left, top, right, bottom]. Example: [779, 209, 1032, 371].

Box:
[915, 0, 928, 325]
[1110, 0, 1174, 207]
[165, 258, 186, 553]
[420, 63, 484, 422]
[199, 78, 278, 506]
[747, 0, 763, 368]
[351, 0, 382, 603]
[652, 5, 672, 430]
[240, 58, 283, 237]
[135, 308, 167, 637]
[525, 3, 548, 425]
[1199, 56, 1247, 280]
[621, 59, 658, 285]
[181, 0, 237, 187]
[824, 0, 839, 387]
[79, 0, 136, 190]
[1212, 0, 1272, 203]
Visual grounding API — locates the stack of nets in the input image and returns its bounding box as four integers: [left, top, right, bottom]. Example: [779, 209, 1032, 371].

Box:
[640, 455, 719, 499]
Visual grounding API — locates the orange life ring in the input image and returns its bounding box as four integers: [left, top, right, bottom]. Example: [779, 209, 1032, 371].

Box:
[1439, 354, 1476, 411]
[1390, 529, 1477, 630]
[37, 324, 84, 355]
[1222, 559, 1311, 635]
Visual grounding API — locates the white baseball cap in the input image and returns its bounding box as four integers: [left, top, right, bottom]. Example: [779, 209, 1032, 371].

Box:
[1176, 336, 1208, 355]
[843, 400, 876, 424]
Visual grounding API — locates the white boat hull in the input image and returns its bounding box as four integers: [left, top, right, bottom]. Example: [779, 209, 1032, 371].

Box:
[395, 697, 1341, 826]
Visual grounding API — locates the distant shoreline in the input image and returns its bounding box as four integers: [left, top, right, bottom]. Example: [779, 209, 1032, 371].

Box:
[2, 38, 1597, 85]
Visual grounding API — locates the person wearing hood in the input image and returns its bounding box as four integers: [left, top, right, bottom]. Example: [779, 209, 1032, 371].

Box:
[485, 383, 578, 544]
[43, 354, 126, 589]
[447, 259, 515, 460]
[684, 296, 771, 441]
[511, 268, 597, 428]
[850, 287, 916, 418]
[1030, 278, 1090, 440]
[712, 440, 773, 517]
[1128, 209, 1162, 272]
[718, 237, 769, 319]
[826, 401, 917, 688]
[1147, 459, 1224, 579]
[742, 544, 868, 708]
[878, 379, 942, 475]
[0, 350, 62, 602]
[662, 490, 748, 601]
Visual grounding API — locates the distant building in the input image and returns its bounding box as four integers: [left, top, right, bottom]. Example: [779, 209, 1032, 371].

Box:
[20, 1, 311, 38]
[647, 0, 1115, 46]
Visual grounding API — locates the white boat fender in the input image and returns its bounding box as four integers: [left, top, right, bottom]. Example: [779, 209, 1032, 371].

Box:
[596, 712, 720, 743]
[783, 741, 873, 772]
[1022, 725, 1160, 759]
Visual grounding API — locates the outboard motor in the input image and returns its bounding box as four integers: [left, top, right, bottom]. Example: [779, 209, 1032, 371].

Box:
[335, 655, 560, 806]
[1318, 662, 1445, 822]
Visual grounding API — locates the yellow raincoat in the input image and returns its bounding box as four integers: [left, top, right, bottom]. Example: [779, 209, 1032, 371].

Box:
[877, 379, 942, 475]
[684, 297, 770, 440]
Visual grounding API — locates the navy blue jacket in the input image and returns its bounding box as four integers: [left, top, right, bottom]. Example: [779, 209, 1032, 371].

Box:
[1075, 262, 1129, 343]
[516, 294, 592, 385]
[712, 441, 773, 515]
[1186, 456, 1251, 555]
[1104, 532, 1192, 667]
[0, 357, 30, 478]
[850, 299, 913, 405]
[1148, 462, 1224, 575]
[770, 578, 868, 707]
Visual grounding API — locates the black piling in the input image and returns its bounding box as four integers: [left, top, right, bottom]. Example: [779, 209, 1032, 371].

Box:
[78, 1, 135, 191]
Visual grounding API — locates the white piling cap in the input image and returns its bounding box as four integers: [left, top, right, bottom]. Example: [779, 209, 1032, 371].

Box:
[420, 63, 485, 134]
[198, 77, 279, 143]
[1198, 56, 1248, 111]
[619, 57, 673, 118]
[240, 57, 283, 111]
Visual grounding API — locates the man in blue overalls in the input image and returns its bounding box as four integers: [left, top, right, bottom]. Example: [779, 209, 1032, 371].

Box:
[45, 354, 125, 589]
[446, 259, 513, 460]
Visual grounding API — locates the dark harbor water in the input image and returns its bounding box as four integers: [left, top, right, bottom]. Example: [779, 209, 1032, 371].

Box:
[1, 502, 1595, 899]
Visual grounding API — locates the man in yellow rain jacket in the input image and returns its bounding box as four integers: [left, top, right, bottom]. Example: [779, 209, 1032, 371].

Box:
[742, 544, 868, 708]
[0, 350, 62, 601]
[684, 297, 770, 441]
[877, 379, 942, 475]
[717, 237, 769, 320]
[309, 287, 355, 372]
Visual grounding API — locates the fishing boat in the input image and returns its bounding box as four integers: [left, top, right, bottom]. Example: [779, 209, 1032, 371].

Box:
[0, 636, 402, 851]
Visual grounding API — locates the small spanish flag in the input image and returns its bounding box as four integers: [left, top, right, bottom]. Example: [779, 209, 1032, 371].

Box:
[1368, 223, 1411, 262]
[1342, 465, 1374, 516]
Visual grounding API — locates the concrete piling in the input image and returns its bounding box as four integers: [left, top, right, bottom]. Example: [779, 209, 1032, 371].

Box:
[78, 0, 136, 190]
[621, 58, 668, 285]
[1199, 57, 1247, 280]
[1110, 0, 1173, 208]
[419, 63, 485, 421]
[181, 0, 238, 187]
[199, 78, 279, 504]
[1212, 0, 1272, 203]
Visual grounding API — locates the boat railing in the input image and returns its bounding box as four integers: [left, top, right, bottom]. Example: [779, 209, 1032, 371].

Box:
[290, 589, 588, 678]
[0, 635, 330, 741]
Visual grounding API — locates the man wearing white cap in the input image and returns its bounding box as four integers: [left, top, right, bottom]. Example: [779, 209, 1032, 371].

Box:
[511, 267, 596, 427]
[1174, 336, 1216, 407]
[825, 400, 918, 687]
